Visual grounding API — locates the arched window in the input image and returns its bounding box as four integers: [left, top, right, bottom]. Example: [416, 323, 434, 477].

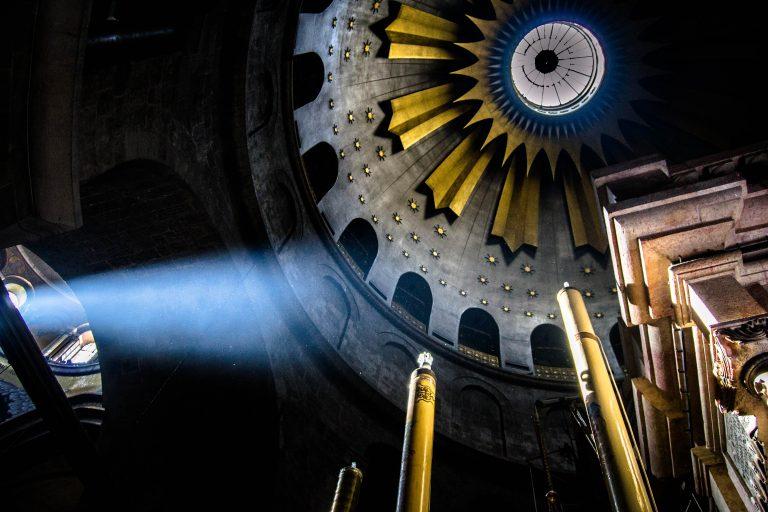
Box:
[391, 272, 432, 331]
[458, 308, 500, 366]
[338, 218, 378, 278]
[1, 245, 101, 379]
[531, 324, 574, 380]
[300, 0, 334, 13]
[301, 142, 338, 202]
[291, 52, 324, 109]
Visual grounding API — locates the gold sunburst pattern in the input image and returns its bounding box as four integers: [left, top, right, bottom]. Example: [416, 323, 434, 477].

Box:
[383, 1, 659, 252]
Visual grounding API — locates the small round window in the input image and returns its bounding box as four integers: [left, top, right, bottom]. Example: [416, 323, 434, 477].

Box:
[510, 21, 605, 116]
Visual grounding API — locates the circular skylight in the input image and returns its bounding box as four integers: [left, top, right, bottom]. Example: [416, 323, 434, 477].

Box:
[510, 21, 605, 116]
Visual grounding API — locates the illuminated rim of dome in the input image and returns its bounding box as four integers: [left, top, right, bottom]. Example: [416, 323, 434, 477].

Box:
[509, 21, 605, 116]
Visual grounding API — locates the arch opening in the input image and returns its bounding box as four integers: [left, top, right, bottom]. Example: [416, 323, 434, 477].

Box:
[338, 218, 378, 278]
[291, 52, 324, 109]
[301, 142, 338, 202]
[458, 308, 500, 367]
[391, 272, 432, 332]
[531, 324, 575, 380]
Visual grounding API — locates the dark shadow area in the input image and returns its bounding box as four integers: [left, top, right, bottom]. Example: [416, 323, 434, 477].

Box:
[609, 322, 625, 367]
[292, 52, 325, 109]
[302, 142, 339, 202]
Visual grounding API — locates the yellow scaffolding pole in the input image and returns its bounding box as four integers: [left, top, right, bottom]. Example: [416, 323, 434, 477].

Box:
[557, 285, 657, 512]
[396, 352, 437, 512]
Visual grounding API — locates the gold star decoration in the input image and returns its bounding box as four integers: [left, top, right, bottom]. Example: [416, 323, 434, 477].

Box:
[459, 289, 468, 297]
[358, 195, 365, 204]
[362, 40, 372, 56]
[344, 47, 351, 61]
[610, 284, 618, 294]
[332, 124, 339, 135]
[339, 149, 346, 159]
[419, 265, 428, 273]
[327, 72, 333, 82]
[366, 107, 375, 122]
[478, 275, 489, 285]
[386, 233, 393, 242]
[527, 289, 538, 298]
[547, 313, 558, 320]
[594, 312, 605, 319]
[328, 99, 335, 109]
[439, 279, 447, 286]
[402, 250, 410, 258]
[328, 45, 334, 55]
[434, 225, 447, 238]
[347, 173, 354, 183]
[501, 305, 511, 313]
[429, 248, 440, 259]
[501, 283, 513, 293]
[521, 263, 535, 274]
[581, 266, 595, 276]
[524, 311, 535, 318]
[347, 111, 354, 124]
[354, 138, 362, 151]
[409, 232, 420, 243]
[392, 212, 402, 224]
[407, 198, 419, 212]
[347, 17, 355, 30]
[362, 164, 371, 176]
[583, 289, 595, 299]
[371, 1, 381, 13]
[485, 254, 497, 265]
[331, 17, 337, 28]
[480, 298, 489, 306]
[376, 146, 387, 161]
[371, 215, 379, 224]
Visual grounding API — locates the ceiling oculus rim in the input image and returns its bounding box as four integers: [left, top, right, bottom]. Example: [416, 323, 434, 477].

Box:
[510, 21, 605, 117]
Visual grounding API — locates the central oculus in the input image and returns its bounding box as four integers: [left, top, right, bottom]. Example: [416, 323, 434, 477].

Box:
[510, 21, 605, 116]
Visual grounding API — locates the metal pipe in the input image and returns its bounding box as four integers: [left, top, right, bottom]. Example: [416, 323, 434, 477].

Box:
[329, 462, 363, 512]
[0, 281, 100, 490]
[557, 285, 656, 512]
[533, 401, 561, 512]
[396, 352, 436, 512]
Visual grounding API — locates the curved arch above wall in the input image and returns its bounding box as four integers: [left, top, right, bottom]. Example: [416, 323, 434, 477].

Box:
[457, 385, 507, 457]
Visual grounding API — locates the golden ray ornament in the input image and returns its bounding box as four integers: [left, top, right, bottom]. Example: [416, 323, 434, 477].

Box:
[383, 0, 660, 252]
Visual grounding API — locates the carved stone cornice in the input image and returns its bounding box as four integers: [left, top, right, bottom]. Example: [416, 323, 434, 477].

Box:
[718, 318, 768, 344]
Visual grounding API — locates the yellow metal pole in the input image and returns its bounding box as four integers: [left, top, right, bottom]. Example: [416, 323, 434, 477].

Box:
[557, 285, 657, 512]
[396, 352, 437, 512]
[329, 463, 363, 512]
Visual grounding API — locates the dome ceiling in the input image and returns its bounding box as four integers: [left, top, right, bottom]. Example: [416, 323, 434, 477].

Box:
[291, 0, 768, 377]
